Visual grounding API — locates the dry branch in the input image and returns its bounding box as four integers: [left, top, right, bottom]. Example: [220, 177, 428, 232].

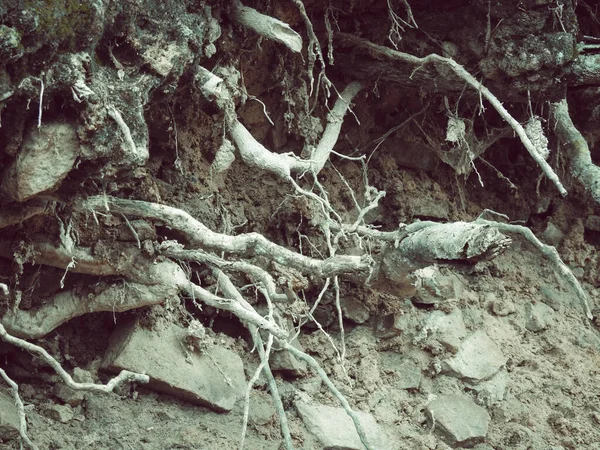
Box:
[551, 99, 600, 205]
[334, 33, 567, 196]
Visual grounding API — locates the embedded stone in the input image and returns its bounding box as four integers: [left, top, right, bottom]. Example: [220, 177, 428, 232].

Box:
[426, 395, 490, 447]
[296, 400, 390, 449]
[102, 319, 245, 412]
[1, 123, 79, 202]
[445, 331, 506, 381]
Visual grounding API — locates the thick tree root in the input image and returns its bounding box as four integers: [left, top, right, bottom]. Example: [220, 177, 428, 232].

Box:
[197, 67, 363, 178]
[75, 196, 374, 279]
[230, 0, 303, 53]
[551, 99, 600, 205]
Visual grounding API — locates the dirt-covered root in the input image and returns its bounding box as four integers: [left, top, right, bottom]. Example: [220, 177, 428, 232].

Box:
[551, 98, 600, 205]
[197, 65, 363, 179]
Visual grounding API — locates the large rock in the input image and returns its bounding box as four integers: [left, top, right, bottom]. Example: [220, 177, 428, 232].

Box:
[472, 369, 509, 407]
[445, 330, 506, 382]
[426, 395, 490, 447]
[525, 302, 554, 332]
[296, 400, 391, 450]
[0, 389, 20, 442]
[340, 296, 370, 324]
[1, 123, 79, 201]
[380, 352, 421, 390]
[101, 319, 245, 412]
[425, 309, 468, 353]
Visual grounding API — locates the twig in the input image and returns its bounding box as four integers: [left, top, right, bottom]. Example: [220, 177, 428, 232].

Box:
[239, 332, 274, 450]
[37, 78, 44, 129]
[107, 106, 147, 165]
[121, 213, 141, 249]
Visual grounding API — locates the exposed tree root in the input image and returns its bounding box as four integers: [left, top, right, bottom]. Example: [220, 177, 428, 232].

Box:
[198, 67, 363, 178]
[0, 323, 149, 391]
[551, 99, 600, 205]
[476, 217, 593, 320]
[334, 33, 567, 196]
[75, 196, 374, 279]
[230, 0, 303, 54]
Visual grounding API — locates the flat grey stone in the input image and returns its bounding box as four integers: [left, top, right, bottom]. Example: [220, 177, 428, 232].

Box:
[426, 309, 468, 353]
[296, 400, 390, 450]
[525, 302, 554, 332]
[541, 222, 564, 246]
[1, 123, 79, 201]
[270, 338, 307, 377]
[0, 390, 19, 441]
[102, 319, 245, 412]
[340, 296, 370, 324]
[395, 359, 422, 390]
[380, 352, 421, 390]
[540, 284, 565, 312]
[472, 369, 509, 407]
[585, 215, 600, 232]
[445, 330, 506, 381]
[426, 395, 490, 447]
[44, 404, 74, 423]
[249, 391, 275, 426]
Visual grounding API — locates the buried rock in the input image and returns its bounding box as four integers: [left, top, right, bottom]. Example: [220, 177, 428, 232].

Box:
[0, 389, 19, 442]
[295, 400, 391, 449]
[426, 395, 491, 447]
[1, 123, 79, 202]
[101, 318, 245, 412]
[444, 330, 506, 382]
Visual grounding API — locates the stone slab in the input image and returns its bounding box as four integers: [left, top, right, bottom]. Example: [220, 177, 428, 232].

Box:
[296, 400, 390, 450]
[102, 319, 245, 412]
[426, 395, 490, 447]
[445, 330, 506, 381]
[0, 389, 19, 442]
